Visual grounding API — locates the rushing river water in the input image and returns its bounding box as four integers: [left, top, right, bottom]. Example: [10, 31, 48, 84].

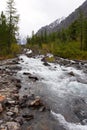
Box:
[18, 54, 87, 130]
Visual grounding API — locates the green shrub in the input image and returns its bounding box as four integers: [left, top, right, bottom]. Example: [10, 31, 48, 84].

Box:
[11, 43, 21, 56]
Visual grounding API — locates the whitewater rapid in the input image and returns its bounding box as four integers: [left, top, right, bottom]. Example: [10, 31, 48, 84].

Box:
[18, 54, 87, 130]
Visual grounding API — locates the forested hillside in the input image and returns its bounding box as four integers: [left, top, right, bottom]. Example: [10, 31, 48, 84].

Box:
[26, 10, 87, 60]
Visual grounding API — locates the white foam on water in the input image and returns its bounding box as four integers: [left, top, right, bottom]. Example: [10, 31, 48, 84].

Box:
[51, 111, 87, 130]
[19, 54, 87, 129]
[19, 55, 87, 98]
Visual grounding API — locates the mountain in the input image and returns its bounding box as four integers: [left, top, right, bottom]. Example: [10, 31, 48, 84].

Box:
[37, 0, 87, 35]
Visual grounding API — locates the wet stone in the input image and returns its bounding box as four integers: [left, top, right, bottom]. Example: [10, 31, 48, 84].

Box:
[16, 83, 21, 89]
[0, 120, 3, 124]
[43, 62, 50, 66]
[3, 99, 16, 107]
[11, 78, 21, 84]
[0, 125, 8, 130]
[15, 117, 24, 125]
[68, 71, 75, 76]
[23, 72, 31, 75]
[22, 114, 34, 121]
[6, 111, 14, 116]
[82, 119, 87, 125]
[39, 106, 45, 112]
[28, 75, 39, 81]
[73, 98, 87, 122]
[12, 94, 19, 100]
[29, 99, 42, 107]
[19, 96, 28, 108]
[27, 126, 33, 130]
[16, 79, 21, 83]
[0, 103, 3, 113]
[6, 122, 21, 130]
[14, 107, 19, 114]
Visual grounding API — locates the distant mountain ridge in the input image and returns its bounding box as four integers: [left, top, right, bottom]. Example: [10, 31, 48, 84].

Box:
[37, 0, 87, 35]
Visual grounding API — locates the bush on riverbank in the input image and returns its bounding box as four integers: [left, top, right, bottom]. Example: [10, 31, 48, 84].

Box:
[0, 43, 21, 60]
[27, 41, 87, 60]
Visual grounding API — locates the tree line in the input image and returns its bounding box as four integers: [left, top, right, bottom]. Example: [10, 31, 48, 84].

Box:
[27, 10, 87, 53]
[0, 0, 20, 57]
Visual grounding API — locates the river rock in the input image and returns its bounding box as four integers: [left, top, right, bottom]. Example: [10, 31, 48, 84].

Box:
[28, 75, 39, 81]
[12, 94, 19, 100]
[19, 96, 28, 108]
[9, 66, 21, 71]
[11, 78, 21, 84]
[82, 119, 87, 125]
[30, 99, 42, 107]
[16, 83, 21, 89]
[16, 79, 21, 83]
[14, 107, 19, 114]
[76, 77, 87, 84]
[6, 111, 14, 116]
[6, 122, 21, 130]
[23, 72, 31, 75]
[0, 95, 6, 102]
[43, 62, 50, 66]
[15, 117, 24, 125]
[3, 99, 16, 108]
[0, 103, 3, 113]
[39, 106, 45, 112]
[73, 98, 87, 122]
[6, 98, 16, 104]
[27, 126, 33, 130]
[68, 71, 75, 76]
[12, 59, 19, 64]
[22, 114, 34, 121]
[0, 125, 7, 130]
[0, 120, 3, 124]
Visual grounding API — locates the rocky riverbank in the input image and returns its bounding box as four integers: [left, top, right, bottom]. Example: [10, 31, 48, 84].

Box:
[0, 50, 87, 130]
[0, 56, 65, 130]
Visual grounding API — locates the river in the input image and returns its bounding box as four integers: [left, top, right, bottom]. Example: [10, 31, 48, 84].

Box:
[18, 52, 87, 130]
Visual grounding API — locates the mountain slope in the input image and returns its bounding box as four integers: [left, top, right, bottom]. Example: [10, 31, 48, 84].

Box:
[37, 0, 87, 35]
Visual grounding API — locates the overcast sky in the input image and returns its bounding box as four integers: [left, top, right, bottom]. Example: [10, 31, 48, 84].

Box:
[0, 0, 86, 37]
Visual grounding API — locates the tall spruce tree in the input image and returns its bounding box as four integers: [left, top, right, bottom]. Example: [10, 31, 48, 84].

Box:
[78, 10, 84, 50]
[83, 19, 87, 50]
[6, 0, 19, 50]
[0, 11, 8, 54]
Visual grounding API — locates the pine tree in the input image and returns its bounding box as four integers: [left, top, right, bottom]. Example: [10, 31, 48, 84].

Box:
[83, 19, 87, 50]
[0, 11, 8, 54]
[68, 20, 78, 41]
[6, 0, 19, 50]
[78, 10, 84, 50]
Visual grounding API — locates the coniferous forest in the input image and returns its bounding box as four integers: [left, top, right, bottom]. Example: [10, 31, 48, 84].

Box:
[26, 11, 87, 60]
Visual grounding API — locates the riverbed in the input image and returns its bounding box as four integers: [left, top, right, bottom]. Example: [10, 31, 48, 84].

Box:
[17, 52, 87, 130]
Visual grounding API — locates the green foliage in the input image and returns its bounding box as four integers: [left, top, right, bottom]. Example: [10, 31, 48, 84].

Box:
[25, 10, 87, 60]
[83, 19, 87, 50]
[68, 20, 79, 41]
[45, 57, 55, 62]
[10, 43, 21, 56]
[0, 0, 19, 58]
[6, 0, 19, 48]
